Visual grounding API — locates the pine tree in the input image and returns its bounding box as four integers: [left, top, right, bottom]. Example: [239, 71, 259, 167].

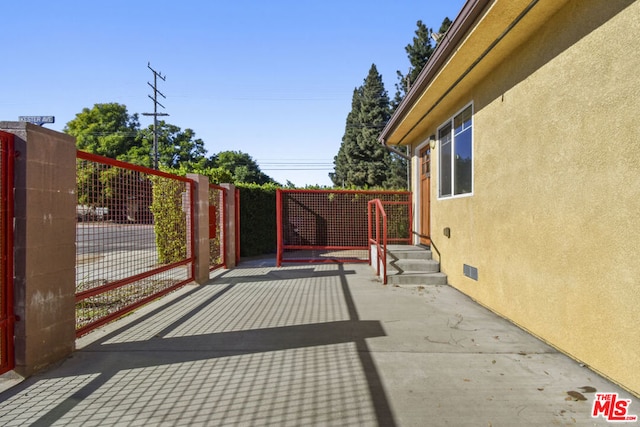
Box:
[384, 17, 453, 190]
[332, 17, 452, 190]
[392, 21, 435, 110]
[331, 64, 399, 188]
[438, 17, 452, 36]
[330, 87, 362, 187]
[392, 18, 452, 110]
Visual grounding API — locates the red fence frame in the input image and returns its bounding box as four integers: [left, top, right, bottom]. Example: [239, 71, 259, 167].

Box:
[0, 132, 15, 374]
[235, 188, 241, 263]
[368, 200, 388, 284]
[276, 189, 411, 266]
[75, 151, 195, 336]
[209, 183, 227, 271]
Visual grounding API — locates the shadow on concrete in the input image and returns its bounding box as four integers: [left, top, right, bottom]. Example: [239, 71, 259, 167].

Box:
[1, 263, 398, 426]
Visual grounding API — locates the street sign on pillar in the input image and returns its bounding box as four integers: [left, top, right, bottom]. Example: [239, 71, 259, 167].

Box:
[18, 116, 55, 126]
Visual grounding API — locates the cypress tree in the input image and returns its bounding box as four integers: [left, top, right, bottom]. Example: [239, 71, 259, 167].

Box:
[331, 64, 398, 188]
[392, 20, 435, 110]
[330, 87, 362, 187]
[392, 18, 451, 110]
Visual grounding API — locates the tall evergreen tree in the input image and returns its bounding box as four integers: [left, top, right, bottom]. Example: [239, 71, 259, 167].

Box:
[385, 17, 453, 190]
[438, 17, 452, 36]
[392, 18, 452, 110]
[392, 20, 434, 110]
[330, 87, 362, 187]
[331, 64, 401, 188]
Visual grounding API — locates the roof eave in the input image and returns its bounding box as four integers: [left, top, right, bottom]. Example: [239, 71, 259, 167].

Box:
[379, 0, 492, 146]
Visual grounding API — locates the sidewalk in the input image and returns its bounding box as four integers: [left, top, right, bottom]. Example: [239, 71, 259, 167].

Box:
[0, 258, 636, 426]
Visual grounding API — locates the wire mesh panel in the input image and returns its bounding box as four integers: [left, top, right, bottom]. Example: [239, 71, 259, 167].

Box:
[208, 184, 226, 270]
[378, 201, 412, 243]
[276, 190, 411, 264]
[0, 131, 15, 374]
[76, 151, 195, 336]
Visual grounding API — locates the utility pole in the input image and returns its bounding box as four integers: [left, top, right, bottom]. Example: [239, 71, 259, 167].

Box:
[142, 63, 169, 170]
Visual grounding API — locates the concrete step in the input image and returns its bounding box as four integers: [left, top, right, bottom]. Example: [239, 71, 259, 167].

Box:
[383, 245, 447, 286]
[386, 245, 432, 260]
[386, 272, 448, 286]
[388, 258, 440, 274]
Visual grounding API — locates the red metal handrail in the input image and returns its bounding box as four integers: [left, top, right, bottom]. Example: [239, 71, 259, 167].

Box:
[368, 199, 388, 284]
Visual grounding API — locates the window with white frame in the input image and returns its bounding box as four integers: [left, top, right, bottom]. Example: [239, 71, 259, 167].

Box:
[438, 104, 473, 198]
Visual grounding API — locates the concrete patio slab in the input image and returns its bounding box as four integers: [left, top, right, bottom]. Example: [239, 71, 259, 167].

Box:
[0, 259, 636, 426]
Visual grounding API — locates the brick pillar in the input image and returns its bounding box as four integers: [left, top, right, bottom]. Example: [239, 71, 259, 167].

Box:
[221, 184, 237, 268]
[0, 122, 77, 376]
[186, 174, 210, 284]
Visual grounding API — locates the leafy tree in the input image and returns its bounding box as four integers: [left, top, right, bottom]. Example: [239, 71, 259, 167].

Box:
[68, 103, 278, 213]
[128, 122, 208, 169]
[65, 103, 140, 159]
[66, 104, 208, 171]
[331, 64, 402, 188]
[211, 150, 276, 185]
[171, 164, 234, 184]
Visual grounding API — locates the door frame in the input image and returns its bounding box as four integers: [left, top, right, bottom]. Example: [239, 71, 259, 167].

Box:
[417, 141, 431, 246]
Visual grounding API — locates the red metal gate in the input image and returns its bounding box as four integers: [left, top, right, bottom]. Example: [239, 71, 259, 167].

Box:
[75, 151, 195, 336]
[0, 131, 15, 374]
[276, 189, 411, 266]
[208, 184, 226, 270]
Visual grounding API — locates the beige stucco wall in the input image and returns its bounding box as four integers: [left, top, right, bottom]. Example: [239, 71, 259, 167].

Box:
[415, 0, 640, 395]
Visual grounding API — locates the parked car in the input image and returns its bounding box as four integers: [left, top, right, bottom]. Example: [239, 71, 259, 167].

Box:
[76, 205, 109, 222]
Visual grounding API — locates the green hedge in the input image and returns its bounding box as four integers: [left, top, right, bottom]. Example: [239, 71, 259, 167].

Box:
[150, 176, 187, 264]
[236, 183, 278, 257]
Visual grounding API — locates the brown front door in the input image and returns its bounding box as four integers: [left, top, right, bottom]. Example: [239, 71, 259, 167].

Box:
[419, 145, 431, 246]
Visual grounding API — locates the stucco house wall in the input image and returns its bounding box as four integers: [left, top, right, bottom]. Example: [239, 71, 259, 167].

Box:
[403, 0, 639, 395]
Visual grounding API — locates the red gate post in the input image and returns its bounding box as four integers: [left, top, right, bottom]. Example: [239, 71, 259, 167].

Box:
[187, 174, 210, 284]
[2, 122, 77, 377]
[0, 130, 15, 374]
[276, 189, 282, 267]
[235, 188, 240, 264]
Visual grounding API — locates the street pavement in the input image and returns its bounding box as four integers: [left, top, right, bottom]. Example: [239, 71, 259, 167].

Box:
[0, 258, 636, 426]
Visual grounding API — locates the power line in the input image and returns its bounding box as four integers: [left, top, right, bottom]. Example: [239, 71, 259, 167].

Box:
[260, 168, 333, 171]
[142, 63, 169, 170]
[258, 162, 333, 165]
[256, 159, 333, 162]
[255, 157, 334, 171]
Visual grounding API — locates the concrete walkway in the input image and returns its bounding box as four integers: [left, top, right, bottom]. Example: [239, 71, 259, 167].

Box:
[0, 258, 636, 426]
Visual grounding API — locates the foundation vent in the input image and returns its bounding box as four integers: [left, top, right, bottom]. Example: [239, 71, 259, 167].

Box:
[463, 264, 478, 281]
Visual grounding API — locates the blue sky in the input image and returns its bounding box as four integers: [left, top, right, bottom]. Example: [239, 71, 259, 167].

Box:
[2, 0, 465, 186]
